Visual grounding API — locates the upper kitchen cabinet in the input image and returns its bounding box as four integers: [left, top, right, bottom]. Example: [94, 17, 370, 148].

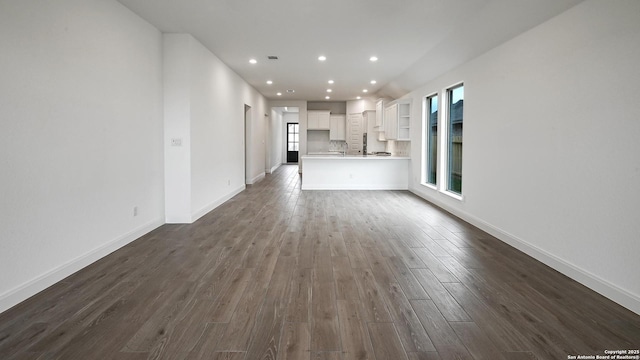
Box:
[397, 101, 411, 140]
[375, 99, 384, 129]
[307, 110, 330, 130]
[384, 103, 398, 140]
[384, 100, 411, 141]
[330, 114, 346, 141]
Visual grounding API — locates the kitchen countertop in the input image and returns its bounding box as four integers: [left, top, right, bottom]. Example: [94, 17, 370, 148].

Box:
[303, 153, 410, 160]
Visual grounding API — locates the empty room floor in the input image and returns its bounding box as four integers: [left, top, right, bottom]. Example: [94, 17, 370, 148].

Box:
[0, 164, 638, 359]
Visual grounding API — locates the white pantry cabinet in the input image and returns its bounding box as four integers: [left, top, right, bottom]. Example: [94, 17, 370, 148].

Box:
[375, 99, 384, 129]
[330, 114, 346, 141]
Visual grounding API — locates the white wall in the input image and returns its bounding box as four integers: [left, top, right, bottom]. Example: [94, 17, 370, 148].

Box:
[268, 109, 283, 173]
[164, 35, 193, 223]
[346, 98, 376, 114]
[308, 101, 347, 114]
[407, 0, 640, 314]
[164, 34, 268, 223]
[283, 113, 299, 124]
[0, 0, 164, 312]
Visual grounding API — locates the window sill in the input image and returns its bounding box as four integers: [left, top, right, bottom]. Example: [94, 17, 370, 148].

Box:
[441, 189, 464, 202]
[420, 182, 437, 191]
[420, 183, 463, 202]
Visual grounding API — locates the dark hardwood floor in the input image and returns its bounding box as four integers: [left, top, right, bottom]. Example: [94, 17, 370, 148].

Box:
[1, 164, 639, 359]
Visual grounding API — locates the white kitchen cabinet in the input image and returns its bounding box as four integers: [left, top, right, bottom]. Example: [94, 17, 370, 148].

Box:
[397, 101, 411, 141]
[307, 110, 330, 130]
[364, 110, 386, 152]
[329, 114, 346, 141]
[375, 99, 384, 129]
[384, 103, 398, 140]
[383, 100, 411, 141]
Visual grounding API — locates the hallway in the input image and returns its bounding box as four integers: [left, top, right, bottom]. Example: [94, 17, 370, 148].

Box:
[0, 164, 638, 359]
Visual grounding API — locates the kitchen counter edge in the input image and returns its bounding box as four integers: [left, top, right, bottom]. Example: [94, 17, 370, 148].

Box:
[301, 155, 410, 160]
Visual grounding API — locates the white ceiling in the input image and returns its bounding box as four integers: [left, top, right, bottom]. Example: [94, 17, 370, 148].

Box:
[117, 0, 583, 101]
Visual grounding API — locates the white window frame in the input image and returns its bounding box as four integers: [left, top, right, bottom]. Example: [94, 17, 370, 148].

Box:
[421, 93, 438, 190]
[440, 82, 464, 201]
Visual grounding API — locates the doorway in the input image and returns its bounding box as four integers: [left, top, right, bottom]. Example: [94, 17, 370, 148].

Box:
[287, 122, 299, 163]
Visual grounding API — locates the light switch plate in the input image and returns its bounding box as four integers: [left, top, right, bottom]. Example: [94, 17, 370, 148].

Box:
[171, 138, 182, 146]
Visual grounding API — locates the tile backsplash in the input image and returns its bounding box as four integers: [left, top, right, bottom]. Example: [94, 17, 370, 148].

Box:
[311, 139, 410, 156]
[386, 140, 410, 156]
[329, 141, 347, 152]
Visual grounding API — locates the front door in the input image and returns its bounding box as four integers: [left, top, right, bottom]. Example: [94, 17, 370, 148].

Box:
[287, 122, 299, 163]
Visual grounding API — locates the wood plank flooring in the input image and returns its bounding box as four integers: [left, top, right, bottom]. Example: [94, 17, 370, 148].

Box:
[1, 164, 639, 359]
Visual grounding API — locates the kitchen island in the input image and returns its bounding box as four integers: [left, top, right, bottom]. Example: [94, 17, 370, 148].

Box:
[301, 154, 410, 190]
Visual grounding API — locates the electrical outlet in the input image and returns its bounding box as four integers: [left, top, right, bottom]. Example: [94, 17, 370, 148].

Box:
[133, 206, 138, 216]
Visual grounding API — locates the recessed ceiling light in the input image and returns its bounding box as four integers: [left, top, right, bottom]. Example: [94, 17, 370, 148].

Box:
[369, 56, 378, 62]
[325, 96, 330, 99]
[326, 89, 332, 93]
[318, 55, 327, 61]
[370, 80, 377, 84]
[363, 89, 368, 93]
[266, 80, 273, 85]
[357, 96, 361, 100]
[328, 80, 334, 84]
[277, 92, 282, 96]
[249, 58, 257, 64]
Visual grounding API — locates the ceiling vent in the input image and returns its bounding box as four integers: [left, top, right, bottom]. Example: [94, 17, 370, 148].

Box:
[286, 89, 295, 93]
[267, 56, 278, 60]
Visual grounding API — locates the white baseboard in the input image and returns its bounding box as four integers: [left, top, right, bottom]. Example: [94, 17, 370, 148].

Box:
[165, 215, 193, 224]
[246, 172, 265, 185]
[0, 218, 164, 314]
[408, 186, 640, 315]
[191, 185, 245, 223]
[269, 163, 281, 174]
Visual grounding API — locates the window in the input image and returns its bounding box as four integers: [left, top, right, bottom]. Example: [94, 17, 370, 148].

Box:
[287, 123, 299, 151]
[446, 84, 464, 194]
[424, 94, 438, 186]
[421, 83, 464, 199]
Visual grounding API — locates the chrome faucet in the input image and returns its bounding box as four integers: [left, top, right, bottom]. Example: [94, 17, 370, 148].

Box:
[342, 142, 349, 156]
